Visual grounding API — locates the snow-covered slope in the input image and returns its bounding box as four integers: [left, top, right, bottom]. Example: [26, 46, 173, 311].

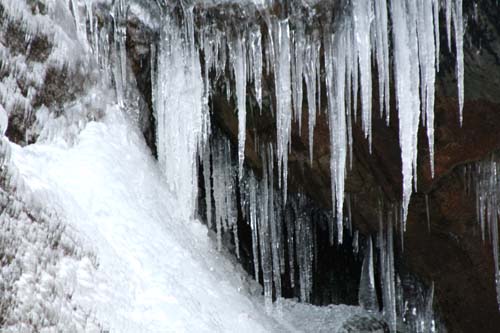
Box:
[8, 106, 366, 332]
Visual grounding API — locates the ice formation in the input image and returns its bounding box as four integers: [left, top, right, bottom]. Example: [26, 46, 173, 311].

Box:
[272, 20, 293, 202]
[470, 158, 500, 309]
[0, 0, 469, 330]
[144, 0, 466, 326]
[149, 0, 466, 242]
[1, 0, 382, 331]
[371, 204, 437, 332]
[358, 237, 378, 312]
[0, 105, 7, 136]
[153, 9, 208, 219]
[200, 131, 439, 331]
[202, 134, 321, 303]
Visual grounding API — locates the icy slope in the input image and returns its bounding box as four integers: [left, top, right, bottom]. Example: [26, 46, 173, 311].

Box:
[9, 106, 365, 332]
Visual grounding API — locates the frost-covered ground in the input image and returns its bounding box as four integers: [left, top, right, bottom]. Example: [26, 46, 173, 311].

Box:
[7, 105, 367, 332]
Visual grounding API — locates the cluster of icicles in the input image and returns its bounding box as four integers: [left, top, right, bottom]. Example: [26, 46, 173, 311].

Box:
[360, 203, 436, 332]
[28, 0, 460, 329]
[57, 0, 466, 329]
[153, 0, 464, 237]
[466, 158, 500, 310]
[201, 132, 437, 331]
[150, 0, 464, 328]
[202, 133, 317, 304]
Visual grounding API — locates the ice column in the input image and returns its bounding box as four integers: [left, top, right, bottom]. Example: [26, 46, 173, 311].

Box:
[324, 25, 347, 243]
[453, 0, 464, 125]
[250, 28, 263, 110]
[229, 34, 248, 178]
[373, 0, 390, 123]
[272, 20, 292, 203]
[353, 0, 373, 148]
[359, 236, 379, 312]
[248, 172, 261, 280]
[154, 10, 208, 220]
[417, 0, 439, 178]
[304, 32, 320, 164]
[112, 0, 128, 106]
[292, 24, 305, 131]
[381, 214, 397, 332]
[391, 0, 421, 223]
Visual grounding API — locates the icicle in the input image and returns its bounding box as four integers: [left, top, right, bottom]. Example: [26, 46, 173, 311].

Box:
[203, 145, 213, 229]
[373, 0, 390, 123]
[445, 0, 453, 51]
[112, 0, 127, 106]
[99, 27, 111, 85]
[228, 144, 239, 253]
[294, 194, 313, 303]
[201, 29, 213, 120]
[304, 31, 320, 164]
[393, 202, 403, 253]
[351, 21, 359, 124]
[346, 193, 353, 235]
[248, 172, 260, 280]
[353, 0, 373, 148]
[344, 22, 354, 169]
[425, 282, 436, 332]
[453, 0, 464, 125]
[210, 134, 240, 255]
[277, 199, 286, 277]
[229, 35, 247, 178]
[212, 141, 224, 250]
[267, 144, 282, 299]
[385, 213, 397, 332]
[154, 10, 207, 220]
[476, 159, 500, 309]
[292, 24, 305, 131]
[433, 0, 440, 73]
[260, 145, 273, 302]
[250, 28, 263, 110]
[353, 230, 359, 254]
[234, 222, 240, 259]
[417, 0, 437, 178]
[391, 0, 421, 223]
[325, 25, 347, 244]
[359, 237, 379, 312]
[272, 20, 292, 204]
[285, 202, 295, 288]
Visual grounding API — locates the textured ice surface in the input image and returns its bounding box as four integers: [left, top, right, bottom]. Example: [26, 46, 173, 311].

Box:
[0, 105, 7, 136]
[10, 106, 367, 332]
